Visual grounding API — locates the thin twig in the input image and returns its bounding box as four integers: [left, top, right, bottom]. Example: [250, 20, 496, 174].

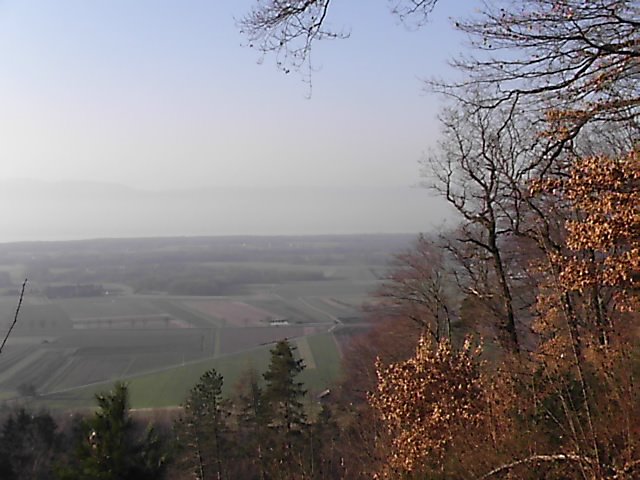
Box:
[0, 279, 27, 355]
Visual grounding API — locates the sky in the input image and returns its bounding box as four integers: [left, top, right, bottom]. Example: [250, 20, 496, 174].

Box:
[0, 1, 473, 240]
[0, 0, 474, 188]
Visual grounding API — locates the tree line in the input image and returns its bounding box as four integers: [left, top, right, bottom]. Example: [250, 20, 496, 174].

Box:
[0, 339, 346, 480]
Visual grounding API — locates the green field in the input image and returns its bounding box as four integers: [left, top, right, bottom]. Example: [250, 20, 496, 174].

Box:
[38, 332, 341, 409]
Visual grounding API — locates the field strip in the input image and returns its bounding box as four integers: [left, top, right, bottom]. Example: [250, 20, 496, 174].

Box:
[43, 345, 269, 397]
[150, 299, 218, 328]
[40, 352, 76, 392]
[0, 349, 49, 385]
[331, 332, 343, 359]
[74, 314, 168, 321]
[296, 337, 316, 369]
[121, 357, 138, 377]
[299, 298, 340, 324]
[322, 297, 353, 312]
[213, 328, 221, 357]
[175, 301, 228, 327]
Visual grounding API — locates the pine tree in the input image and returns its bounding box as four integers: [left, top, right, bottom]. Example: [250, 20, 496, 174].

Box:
[176, 368, 230, 480]
[233, 368, 270, 479]
[0, 408, 60, 480]
[262, 340, 307, 478]
[56, 382, 166, 480]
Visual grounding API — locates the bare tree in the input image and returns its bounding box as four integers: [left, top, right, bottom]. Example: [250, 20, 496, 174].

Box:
[376, 235, 456, 342]
[423, 102, 542, 354]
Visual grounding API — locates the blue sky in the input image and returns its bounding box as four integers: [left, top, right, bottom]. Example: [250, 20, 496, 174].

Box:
[0, 0, 474, 190]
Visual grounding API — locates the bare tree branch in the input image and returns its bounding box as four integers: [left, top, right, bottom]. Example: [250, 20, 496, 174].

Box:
[0, 278, 28, 355]
[239, 0, 443, 80]
[389, 0, 439, 29]
[238, 0, 348, 82]
[430, 0, 640, 141]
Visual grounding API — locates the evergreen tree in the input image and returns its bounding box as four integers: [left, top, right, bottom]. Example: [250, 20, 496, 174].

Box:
[56, 382, 166, 480]
[0, 408, 60, 480]
[175, 368, 230, 480]
[262, 340, 307, 478]
[232, 367, 270, 479]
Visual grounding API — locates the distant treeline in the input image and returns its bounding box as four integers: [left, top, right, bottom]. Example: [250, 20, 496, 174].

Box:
[44, 284, 104, 299]
[22, 263, 327, 296]
[125, 264, 328, 295]
[0, 235, 410, 296]
[0, 234, 413, 267]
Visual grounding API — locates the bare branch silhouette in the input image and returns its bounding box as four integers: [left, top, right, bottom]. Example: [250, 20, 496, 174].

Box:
[0, 278, 27, 355]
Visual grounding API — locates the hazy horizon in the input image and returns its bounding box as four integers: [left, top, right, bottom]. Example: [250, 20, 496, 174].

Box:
[0, 179, 454, 243]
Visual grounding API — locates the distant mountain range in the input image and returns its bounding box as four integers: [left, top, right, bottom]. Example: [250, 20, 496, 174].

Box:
[0, 180, 454, 242]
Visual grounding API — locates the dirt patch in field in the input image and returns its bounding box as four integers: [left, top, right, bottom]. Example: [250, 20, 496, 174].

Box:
[183, 300, 279, 327]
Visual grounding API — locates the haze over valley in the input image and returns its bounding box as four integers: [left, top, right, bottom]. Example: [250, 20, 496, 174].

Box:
[0, 179, 450, 242]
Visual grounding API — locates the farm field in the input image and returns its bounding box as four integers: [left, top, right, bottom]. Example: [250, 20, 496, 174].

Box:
[0, 296, 344, 408]
[40, 332, 341, 409]
[0, 294, 340, 404]
[0, 234, 413, 409]
[183, 299, 278, 326]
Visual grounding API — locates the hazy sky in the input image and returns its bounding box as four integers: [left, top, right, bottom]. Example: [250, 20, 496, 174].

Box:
[0, 0, 472, 190]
